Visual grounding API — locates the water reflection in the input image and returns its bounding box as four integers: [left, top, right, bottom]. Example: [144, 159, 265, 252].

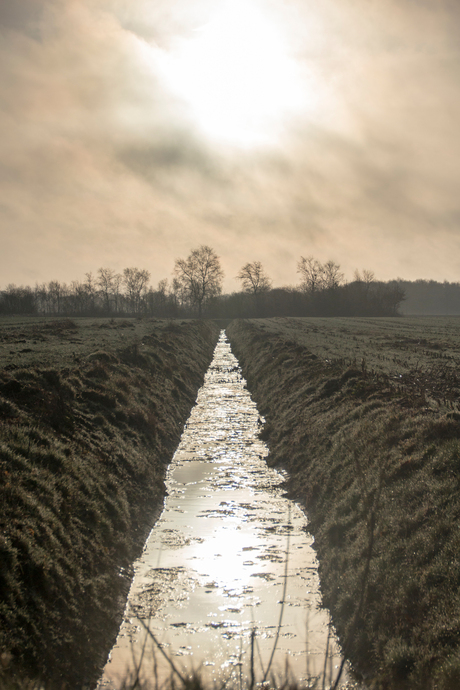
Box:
[98, 332, 351, 688]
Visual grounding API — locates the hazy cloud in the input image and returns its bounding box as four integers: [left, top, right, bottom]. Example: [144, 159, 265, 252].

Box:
[1, 0, 460, 291]
[0, 0, 47, 38]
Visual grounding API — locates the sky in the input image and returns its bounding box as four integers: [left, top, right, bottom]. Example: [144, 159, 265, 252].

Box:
[2, 0, 460, 293]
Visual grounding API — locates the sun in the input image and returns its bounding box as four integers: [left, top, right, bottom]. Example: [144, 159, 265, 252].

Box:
[161, 0, 309, 147]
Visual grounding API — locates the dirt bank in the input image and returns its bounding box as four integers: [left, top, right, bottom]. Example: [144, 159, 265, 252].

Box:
[227, 318, 460, 690]
[0, 317, 220, 688]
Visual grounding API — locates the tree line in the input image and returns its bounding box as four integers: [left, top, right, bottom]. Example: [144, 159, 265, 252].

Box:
[0, 246, 406, 318]
[392, 279, 460, 315]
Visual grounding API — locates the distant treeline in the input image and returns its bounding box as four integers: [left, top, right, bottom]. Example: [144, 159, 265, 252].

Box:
[12, 251, 460, 318]
[206, 281, 405, 319]
[396, 279, 460, 315]
[0, 270, 405, 318]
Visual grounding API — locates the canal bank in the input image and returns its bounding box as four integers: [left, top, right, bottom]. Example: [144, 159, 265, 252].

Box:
[0, 318, 220, 688]
[226, 318, 460, 690]
[99, 332, 351, 689]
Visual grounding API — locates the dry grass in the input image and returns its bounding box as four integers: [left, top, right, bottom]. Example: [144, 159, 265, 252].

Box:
[253, 316, 460, 404]
[227, 317, 460, 690]
[0, 317, 220, 688]
[5, 314, 460, 689]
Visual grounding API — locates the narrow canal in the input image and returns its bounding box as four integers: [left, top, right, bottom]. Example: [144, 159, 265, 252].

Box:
[98, 332, 354, 688]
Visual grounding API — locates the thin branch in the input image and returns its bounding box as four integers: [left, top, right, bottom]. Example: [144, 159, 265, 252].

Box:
[138, 619, 187, 685]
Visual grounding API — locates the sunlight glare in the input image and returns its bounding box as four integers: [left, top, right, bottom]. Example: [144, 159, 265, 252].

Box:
[191, 520, 256, 589]
[163, 0, 309, 146]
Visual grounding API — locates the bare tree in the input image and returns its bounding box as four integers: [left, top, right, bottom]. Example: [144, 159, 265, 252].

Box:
[68, 280, 86, 314]
[353, 269, 376, 304]
[145, 279, 177, 317]
[173, 245, 224, 317]
[97, 267, 116, 313]
[354, 269, 375, 285]
[297, 256, 325, 293]
[112, 272, 123, 314]
[34, 283, 48, 314]
[84, 272, 98, 312]
[97, 268, 123, 314]
[155, 278, 170, 315]
[322, 260, 344, 289]
[237, 261, 272, 295]
[298, 256, 344, 293]
[47, 280, 67, 314]
[123, 267, 150, 314]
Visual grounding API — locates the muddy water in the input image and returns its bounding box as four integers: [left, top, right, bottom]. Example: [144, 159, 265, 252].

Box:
[99, 332, 353, 689]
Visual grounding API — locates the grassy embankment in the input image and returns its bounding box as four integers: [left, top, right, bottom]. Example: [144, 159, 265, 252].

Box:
[0, 317, 220, 688]
[227, 316, 460, 690]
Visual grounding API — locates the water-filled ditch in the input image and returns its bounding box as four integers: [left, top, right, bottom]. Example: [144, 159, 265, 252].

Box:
[98, 332, 356, 688]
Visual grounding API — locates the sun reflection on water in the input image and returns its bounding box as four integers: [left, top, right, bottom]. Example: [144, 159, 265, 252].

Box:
[98, 332, 350, 688]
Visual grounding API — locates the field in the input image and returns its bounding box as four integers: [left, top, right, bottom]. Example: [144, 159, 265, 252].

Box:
[254, 316, 460, 368]
[254, 316, 460, 407]
[0, 316, 220, 687]
[0, 316, 182, 369]
[227, 316, 460, 690]
[3, 314, 460, 689]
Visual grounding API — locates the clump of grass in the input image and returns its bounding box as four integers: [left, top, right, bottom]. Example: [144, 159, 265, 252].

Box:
[40, 319, 77, 332]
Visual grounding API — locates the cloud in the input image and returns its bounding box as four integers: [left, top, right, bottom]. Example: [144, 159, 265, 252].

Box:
[1, 0, 460, 292]
[0, 0, 48, 39]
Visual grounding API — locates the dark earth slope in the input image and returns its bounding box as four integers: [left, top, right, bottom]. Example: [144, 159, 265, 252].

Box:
[227, 318, 460, 690]
[0, 317, 220, 688]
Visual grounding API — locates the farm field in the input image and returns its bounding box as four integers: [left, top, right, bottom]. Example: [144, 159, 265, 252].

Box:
[0, 315, 185, 369]
[254, 316, 460, 408]
[3, 314, 460, 689]
[255, 315, 460, 373]
[227, 316, 460, 690]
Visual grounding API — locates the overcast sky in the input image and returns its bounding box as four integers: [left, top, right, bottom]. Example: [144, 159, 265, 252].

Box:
[2, 0, 460, 292]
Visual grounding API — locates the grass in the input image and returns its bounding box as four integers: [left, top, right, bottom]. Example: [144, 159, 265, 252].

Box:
[226, 317, 460, 689]
[252, 316, 460, 401]
[109, 623, 345, 690]
[0, 317, 220, 688]
[5, 314, 460, 689]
